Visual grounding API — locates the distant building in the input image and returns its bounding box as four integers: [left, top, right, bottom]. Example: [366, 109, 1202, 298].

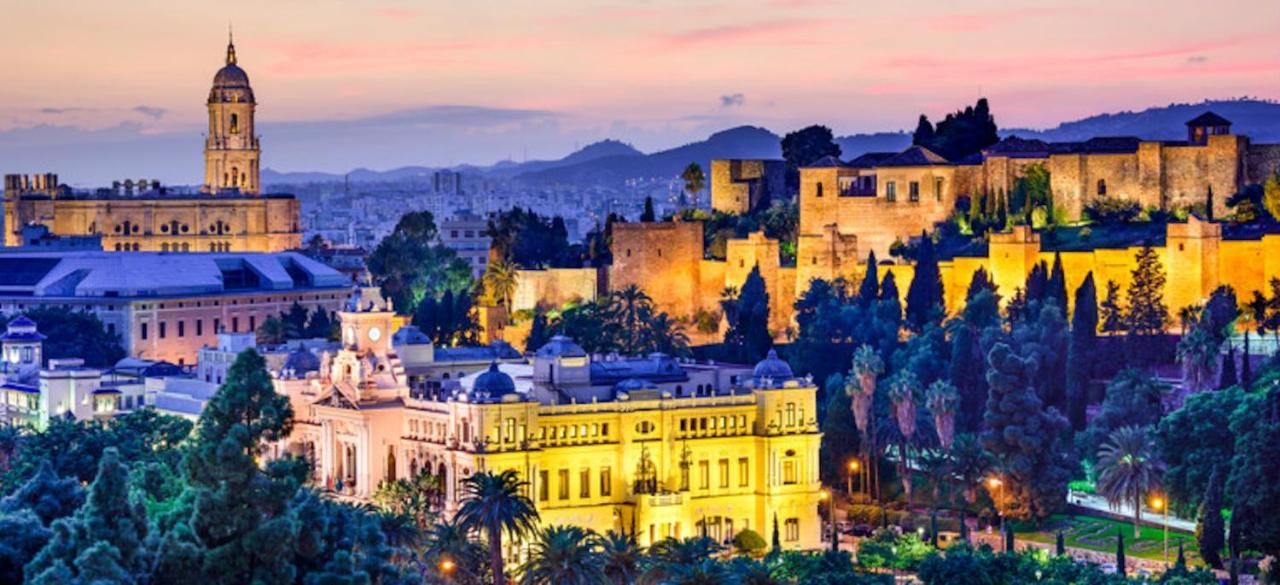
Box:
[2, 36, 301, 252]
[433, 170, 462, 195]
[439, 212, 491, 277]
[710, 159, 786, 214]
[0, 251, 349, 364]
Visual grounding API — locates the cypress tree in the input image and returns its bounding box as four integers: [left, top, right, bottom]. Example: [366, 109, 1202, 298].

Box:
[1004, 525, 1014, 552]
[879, 272, 903, 331]
[965, 267, 996, 303]
[1056, 531, 1065, 556]
[1116, 529, 1126, 576]
[1048, 252, 1067, 312]
[1024, 262, 1049, 304]
[857, 251, 879, 308]
[959, 510, 968, 541]
[905, 232, 944, 332]
[996, 190, 1008, 229]
[1198, 465, 1225, 569]
[929, 512, 939, 548]
[1175, 542, 1187, 571]
[724, 266, 771, 363]
[640, 197, 655, 222]
[1219, 344, 1238, 389]
[771, 515, 781, 553]
[1066, 273, 1098, 430]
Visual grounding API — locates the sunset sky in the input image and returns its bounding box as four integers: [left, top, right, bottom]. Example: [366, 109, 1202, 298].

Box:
[2, 0, 1277, 184]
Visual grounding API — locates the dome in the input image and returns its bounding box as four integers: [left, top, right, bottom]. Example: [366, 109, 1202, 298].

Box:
[615, 378, 657, 392]
[752, 349, 793, 383]
[472, 362, 516, 400]
[209, 40, 255, 102]
[283, 348, 321, 375]
[535, 335, 587, 359]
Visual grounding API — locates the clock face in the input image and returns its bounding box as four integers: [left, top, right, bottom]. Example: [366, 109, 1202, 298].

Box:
[368, 327, 382, 342]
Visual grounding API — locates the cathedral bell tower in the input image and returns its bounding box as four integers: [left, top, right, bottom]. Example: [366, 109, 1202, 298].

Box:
[204, 31, 260, 195]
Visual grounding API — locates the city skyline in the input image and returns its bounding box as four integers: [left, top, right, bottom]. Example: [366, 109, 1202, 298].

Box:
[1, 0, 1278, 184]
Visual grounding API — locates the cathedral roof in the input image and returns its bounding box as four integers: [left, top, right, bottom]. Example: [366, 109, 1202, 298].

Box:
[209, 37, 254, 102]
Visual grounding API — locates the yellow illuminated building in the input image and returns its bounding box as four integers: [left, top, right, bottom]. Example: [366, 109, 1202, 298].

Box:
[3, 35, 300, 252]
[274, 288, 824, 550]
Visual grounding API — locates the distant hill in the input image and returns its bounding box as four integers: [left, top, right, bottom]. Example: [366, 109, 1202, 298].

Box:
[263, 98, 1280, 187]
[518, 126, 781, 184]
[1003, 98, 1280, 142]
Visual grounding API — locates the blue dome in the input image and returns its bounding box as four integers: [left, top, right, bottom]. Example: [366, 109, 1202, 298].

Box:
[472, 362, 516, 400]
[535, 335, 587, 359]
[752, 349, 793, 382]
[283, 348, 320, 375]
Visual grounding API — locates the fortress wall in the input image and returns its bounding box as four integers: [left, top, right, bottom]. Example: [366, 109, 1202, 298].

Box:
[512, 268, 599, 313]
[797, 168, 846, 236]
[609, 221, 705, 319]
[830, 166, 958, 259]
[1048, 154, 1088, 220]
[1159, 136, 1241, 216]
[1218, 240, 1265, 303]
[1245, 143, 1280, 184]
[710, 159, 754, 215]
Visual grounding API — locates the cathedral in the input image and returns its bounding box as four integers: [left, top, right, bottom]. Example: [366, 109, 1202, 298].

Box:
[2, 35, 301, 253]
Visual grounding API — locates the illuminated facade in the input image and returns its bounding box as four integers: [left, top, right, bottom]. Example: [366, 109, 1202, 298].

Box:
[275, 288, 824, 549]
[2, 36, 300, 252]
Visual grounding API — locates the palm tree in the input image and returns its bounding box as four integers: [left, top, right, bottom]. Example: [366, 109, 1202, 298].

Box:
[457, 469, 541, 585]
[847, 344, 883, 499]
[1096, 426, 1165, 538]
[662, 559, 732, 585]
[483, 257, 519, 313]
[681, 163, 706, 206]
[888, 370, 920, 505]
[519, 525, 607, 585]
[613, 285, 653, 353]
[1176, 327, 1219, 393]
[728, 557, 783, 585]
[641, 311, 690, 357]
[598, 530, 641, 585]
[421, 517, 489, 585]
[640, 537, 720, 585]
[949, 434, 992, 506]
[925, 380, 959, 451]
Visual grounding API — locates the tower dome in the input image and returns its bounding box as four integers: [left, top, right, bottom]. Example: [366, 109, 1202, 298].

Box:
[471, 362, 517, 402]
[752, 349, 793, 385]
[209, 36, 254, 102]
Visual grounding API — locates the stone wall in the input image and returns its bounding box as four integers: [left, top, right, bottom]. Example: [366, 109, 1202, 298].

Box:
[512, 267, 599, 313]
[1246, 143, 1280, 183]
[710, 159, 785, 214]
[609, 221, 707, 319]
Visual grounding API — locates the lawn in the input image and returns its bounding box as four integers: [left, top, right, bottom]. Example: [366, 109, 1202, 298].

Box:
[1013, 514, 1201, 565]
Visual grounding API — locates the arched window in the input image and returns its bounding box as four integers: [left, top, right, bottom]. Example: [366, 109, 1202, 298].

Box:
[230, 113, 239, 134]
[1097, 179, 1107, 196]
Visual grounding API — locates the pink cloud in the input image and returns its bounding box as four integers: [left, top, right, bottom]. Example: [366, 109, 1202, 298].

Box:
[657, 18, 834, 49]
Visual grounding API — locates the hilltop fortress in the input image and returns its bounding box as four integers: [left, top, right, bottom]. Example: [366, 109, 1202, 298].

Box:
[586, 112, 1280, 339]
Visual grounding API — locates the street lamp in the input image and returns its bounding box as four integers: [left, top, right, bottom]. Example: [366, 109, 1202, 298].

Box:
[439, 557, 456, 577]
[848, 459, 860, 495]
[1150, 495, 1168, 563]
[987, 477, 1005, 549]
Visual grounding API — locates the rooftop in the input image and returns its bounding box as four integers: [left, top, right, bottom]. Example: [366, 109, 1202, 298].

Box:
[0, 251, 348, 299]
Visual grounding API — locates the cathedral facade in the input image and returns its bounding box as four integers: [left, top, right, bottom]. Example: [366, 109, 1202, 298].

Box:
[2, 36, 300, 253]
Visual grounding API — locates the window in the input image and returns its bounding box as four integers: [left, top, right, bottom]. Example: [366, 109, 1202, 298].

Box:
[558, 470, 570, 500]
[738, 458, 749, 487]
[580, 469, 591, 498]
[196, 319, 203, 336]
[783, 460, 797, 485]
[249, 316, 257, 332]
[934, 177, 944, 201]
[232, 317, 239, 332]
[600, 467, 612, 497]
[1097, 179, 1107, 196]
[909, 181, 920, 202]
[177, 320, 185, 338]
[718, 459, 729, 488]
[885, 181, 897, 202]
[140, 323, 148, 340]
[699, 460, 710, 490]
[159, 322, 167, 339]
[214, 318, 221, 333]
[539, 470, 549, 501]
[785, 518, 800, 542]
[230, 113, 239, 134]
[786, 403, 796, 426]
[815, 182, 824, 197]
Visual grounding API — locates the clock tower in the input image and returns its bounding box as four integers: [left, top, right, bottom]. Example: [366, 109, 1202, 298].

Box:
[337, 287, 394, 356]
[204, 31, 261, 194]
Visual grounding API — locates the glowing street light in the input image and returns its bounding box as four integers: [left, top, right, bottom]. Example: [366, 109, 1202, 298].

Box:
[1150, 495, 1168, 563]
[847, 459, 860, 495]
[987, 477, 1006, 549]
[439, 557, 456, 576]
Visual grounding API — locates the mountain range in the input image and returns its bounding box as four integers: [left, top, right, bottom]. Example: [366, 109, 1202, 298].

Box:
[262, 99, 1280, 188]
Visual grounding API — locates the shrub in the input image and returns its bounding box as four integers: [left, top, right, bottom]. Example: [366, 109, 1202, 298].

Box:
[732, 528, 768, 557]
[1083, 197, 1141, 225]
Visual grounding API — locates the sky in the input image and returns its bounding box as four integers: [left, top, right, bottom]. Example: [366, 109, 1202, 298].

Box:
[1, 0, 1277, 185]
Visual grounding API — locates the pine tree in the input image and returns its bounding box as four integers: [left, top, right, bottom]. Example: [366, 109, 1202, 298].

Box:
[724, 266, 771, 363]
[1056, 531, 1065, 556]
[1023, 262, 1049, 306]
[1197, 465, 1225, 569]
[177, 349, 304, 585]
[1126, 246, 1169, 336]
[0, 460, 84, 525]
[964, 267, 996, 304]
[1066, 273, 1098, 430]
[905, 232, 944, 332]
[857, 251, 879, 308]
[1100, 281, 1126, 334]
[25, 448, 149, 582]
[305, 306, 334, 340]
